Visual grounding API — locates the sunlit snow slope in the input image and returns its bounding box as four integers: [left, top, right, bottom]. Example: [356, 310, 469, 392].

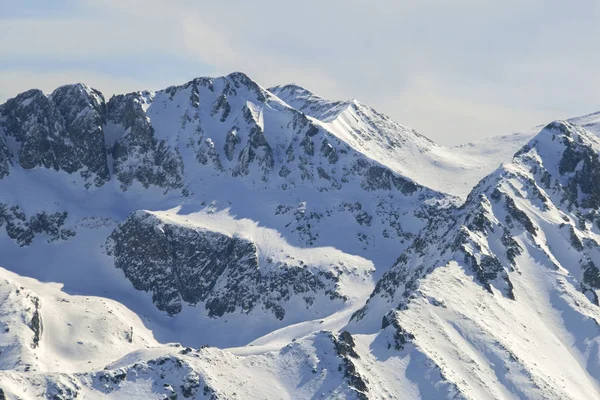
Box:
[271, 84, 538, 198]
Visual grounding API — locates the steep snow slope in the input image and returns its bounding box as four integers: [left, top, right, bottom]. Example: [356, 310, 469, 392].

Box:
[0, 266, 157, 375]
[348, 120, 600, 398]
[271, 84, 539, 198]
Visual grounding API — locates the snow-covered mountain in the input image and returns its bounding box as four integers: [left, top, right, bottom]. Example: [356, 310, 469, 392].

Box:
[0, 73, 454, 349]
[271, 83, 538, 198]
[349, 120, 600, 398]
[1, 72, 600, 399]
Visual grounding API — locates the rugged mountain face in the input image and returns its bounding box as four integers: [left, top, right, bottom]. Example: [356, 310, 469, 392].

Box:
[107, 211, 351, 319]
[0, 73, 454, 276]
[2, 71, 600, 399]
[118, 73, 436, 197]
[355, 120, 600, 318]
[347, 120, 600, 398]
[0, 84, 109, 187]
[106, 90, 186, 192]
[0, 72, 442, 349]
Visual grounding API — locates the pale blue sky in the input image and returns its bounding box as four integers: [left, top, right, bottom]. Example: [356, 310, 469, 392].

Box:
[1, 0, 599, 144]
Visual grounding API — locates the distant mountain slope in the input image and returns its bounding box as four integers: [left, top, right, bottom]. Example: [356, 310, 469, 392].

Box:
[271, 84, 540, 198]
[570, 111, 600, 136]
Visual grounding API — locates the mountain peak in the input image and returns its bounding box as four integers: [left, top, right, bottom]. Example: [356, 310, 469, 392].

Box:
[51, 82, 97, 95]
[50, 83, 106, 115]
[269, 83, 319, 99]
[518, 119, 600, 163]
[3, 88, 47, 109]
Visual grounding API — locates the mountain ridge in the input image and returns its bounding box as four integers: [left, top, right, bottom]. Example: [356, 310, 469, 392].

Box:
[346, 119, 600, 398]
[1, 72, 600, 398]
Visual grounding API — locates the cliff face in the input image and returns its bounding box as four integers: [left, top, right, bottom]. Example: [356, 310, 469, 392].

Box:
[0, 84, 110, 187]
[107, 211, 345, 319]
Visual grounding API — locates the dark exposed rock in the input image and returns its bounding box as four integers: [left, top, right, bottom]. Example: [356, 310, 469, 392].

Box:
[299, 134, 315, 156]
[361, 165, 418, 194]
[462, 251, 515, 300]
[381, 312, 415, 351]
[107, 211, 345, 317]
[330, 332, 368, 399]
[0, 89, 69, 171]
[335, 330, 359, 359]
[0, 85, 110, 186]
[0, 204, 74, 247]
[28, 296, 42, 348]
[306, 125, 319, 137]
[0, 135, 11, 179]
[583, 259, 600, 293]
[196, 139, 224, 171]
[501, 228, 522, 267]
[279, 165, 291, 178]
[559, 141, 600, 209]
[232, 125, 274, 179]
[466, 195, 494, 234]
[211, 93, 231, 122]
[500, 192, 538, 237]
[320, 140, 339, 164]
[51, 84, 110, 186]
[224, 129, 241, 161]
[227, 72, 267, 103]
[354, 211, 372, 227]
[107, 92, 185, 192]
[568, 225, 584, 251]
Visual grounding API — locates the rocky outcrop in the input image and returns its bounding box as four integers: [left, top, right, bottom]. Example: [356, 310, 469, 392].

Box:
[106, 211, 345, 317]
[331, 331, 369, 400]
[0, 84, 110, 186]
[0, 204, 74, 247]
[0, 135, 11, 179]
[92, 354, 215, 399]
[107, 92, 185, 192]
[51, 84, 110, 186]
[27, 296, 42, 349]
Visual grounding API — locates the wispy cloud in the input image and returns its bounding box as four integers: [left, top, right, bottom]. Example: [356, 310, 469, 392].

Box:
[1, 0, 599, 144]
